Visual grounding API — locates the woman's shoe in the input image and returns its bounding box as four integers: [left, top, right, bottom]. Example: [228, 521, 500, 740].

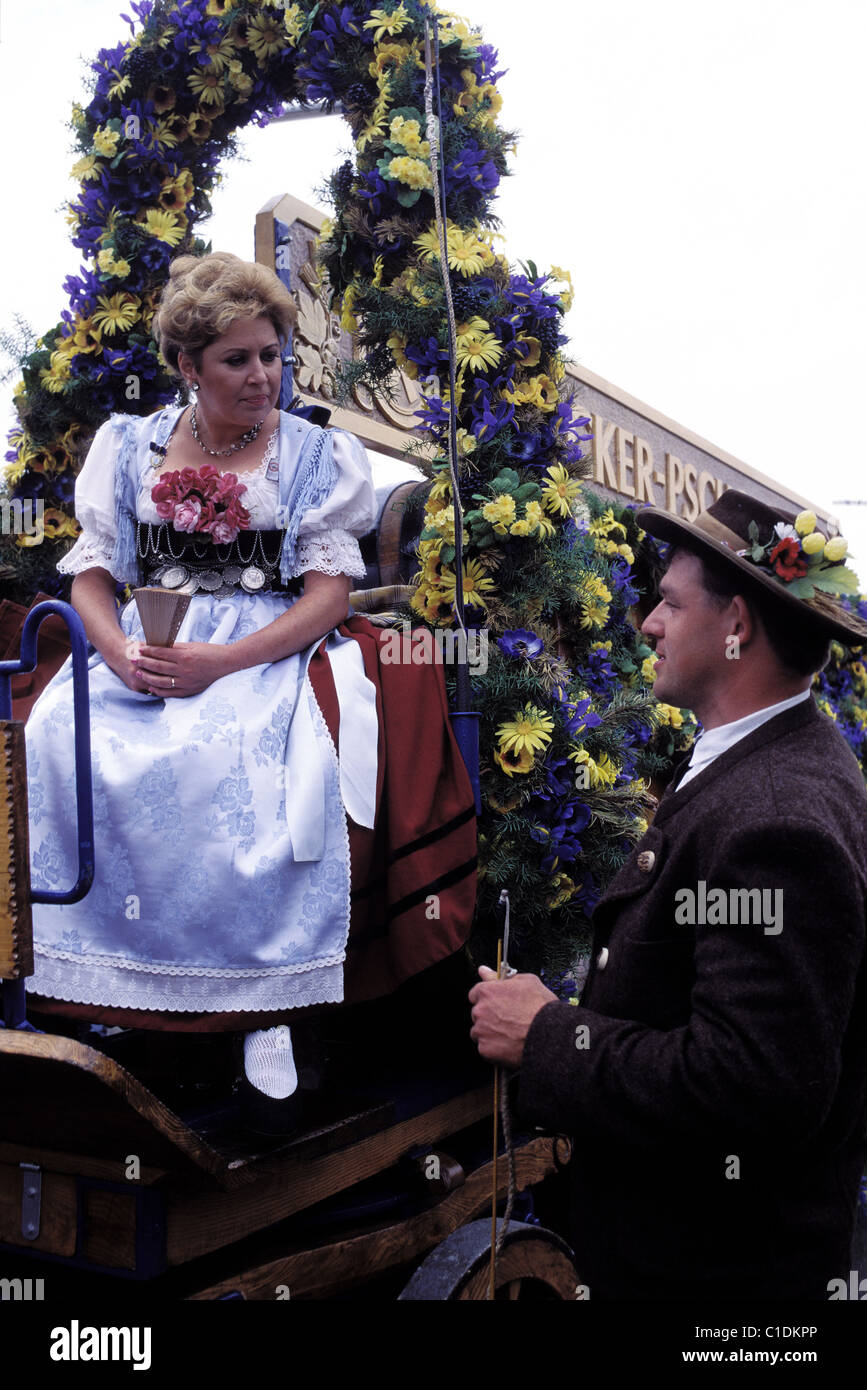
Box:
[239, 1073, 304, 1137]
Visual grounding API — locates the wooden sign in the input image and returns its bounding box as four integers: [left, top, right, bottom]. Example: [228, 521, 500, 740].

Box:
[254, 191, 837, 530]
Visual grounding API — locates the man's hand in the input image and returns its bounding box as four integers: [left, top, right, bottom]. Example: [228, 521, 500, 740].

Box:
[468, 966, 557, 1069]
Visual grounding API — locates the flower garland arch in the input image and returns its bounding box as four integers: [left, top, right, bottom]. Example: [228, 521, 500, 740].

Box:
[2, 0, 692, 977]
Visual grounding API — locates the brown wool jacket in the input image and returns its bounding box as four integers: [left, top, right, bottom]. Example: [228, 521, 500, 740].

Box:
[517, 695, 867, 1299]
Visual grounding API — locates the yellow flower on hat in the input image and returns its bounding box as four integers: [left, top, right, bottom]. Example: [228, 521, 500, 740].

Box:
[801, 532, 825, 556]
[824, 535, 848, 562]
[795, 510, 817, 536]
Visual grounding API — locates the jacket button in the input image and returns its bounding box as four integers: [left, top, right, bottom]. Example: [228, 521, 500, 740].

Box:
[637, 850, 655, 872]
[596, 946, 609, 971]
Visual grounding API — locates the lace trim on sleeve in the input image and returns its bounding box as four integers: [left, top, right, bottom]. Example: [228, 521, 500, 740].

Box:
[56, 531, 116, 577]
[288, 529, 367, 580]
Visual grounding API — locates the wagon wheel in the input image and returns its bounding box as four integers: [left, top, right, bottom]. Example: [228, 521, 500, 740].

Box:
[398, 1219, 581, 1301]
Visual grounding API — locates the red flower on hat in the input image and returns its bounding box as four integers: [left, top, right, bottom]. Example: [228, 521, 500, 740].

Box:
[769, 536, 807, 581]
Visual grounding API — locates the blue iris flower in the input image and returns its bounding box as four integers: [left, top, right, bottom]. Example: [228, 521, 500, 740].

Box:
[498, 629, 544, 659]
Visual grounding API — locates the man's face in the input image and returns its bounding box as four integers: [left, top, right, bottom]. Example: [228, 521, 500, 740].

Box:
[641, 551, 734, 717]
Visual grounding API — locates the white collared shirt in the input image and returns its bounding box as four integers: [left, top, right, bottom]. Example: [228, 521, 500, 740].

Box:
[676, 688, 812, 790]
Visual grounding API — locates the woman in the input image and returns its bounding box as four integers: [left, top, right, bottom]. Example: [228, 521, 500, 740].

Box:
[25, 252, 382, 1103]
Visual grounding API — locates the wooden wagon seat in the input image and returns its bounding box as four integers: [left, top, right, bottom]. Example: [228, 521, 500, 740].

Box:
[26, 613, 477, 1031]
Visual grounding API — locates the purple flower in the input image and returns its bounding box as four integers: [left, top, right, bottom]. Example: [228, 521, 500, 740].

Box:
[498, 629, 544, 659]
[554, 689, 602, 737]
[504, 432, 544, 463]
[504, 273, 562, 323]
[444, 142, 500, 196]
[582, 646, 617, 698]
[357, 172, 391, 219]
[405, 337, 449, 374]
[468, 379, 514, 441]
[414, 393, 452, 432]
[475, 43, 507, 84]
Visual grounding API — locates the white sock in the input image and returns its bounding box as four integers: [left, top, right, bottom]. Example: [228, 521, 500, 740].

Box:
[243, 1025, 298, 1099]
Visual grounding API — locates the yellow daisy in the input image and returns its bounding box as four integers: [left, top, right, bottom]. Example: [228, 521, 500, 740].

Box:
[108, 72, 132, 101]
[4, 460, 26, 486]
[139, 209, 186, 246]
[438, 558, 496, 611]
[414, 224, 444, 260]
[365, 4, 410, 42]
[191, 35, 237, 72]
[188, 68, 225, 106]
[357, 111, 389, 152]
[456, 329, 502, 374]
[71, 154, 101, 182]
[39, 353, 72, 394]
[496, 704, 555, 757]
[580, 599, 610, 631]
[91, 293, 141, 335]
[247, 12, 287, 60]
[446, 231, 488, 277]
[541, 463, 582, 518]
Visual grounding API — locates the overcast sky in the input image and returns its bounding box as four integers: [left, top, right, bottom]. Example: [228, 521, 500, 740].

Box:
[3, 0, 866, 580]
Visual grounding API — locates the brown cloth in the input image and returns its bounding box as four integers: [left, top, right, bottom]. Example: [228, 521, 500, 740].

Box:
[309, 616, 477, 1003]
[518, 695, 867, 1299]
[0, 595, 74, 723]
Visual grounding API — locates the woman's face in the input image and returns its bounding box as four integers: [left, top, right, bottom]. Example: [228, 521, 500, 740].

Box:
[179, 315, 283, 428]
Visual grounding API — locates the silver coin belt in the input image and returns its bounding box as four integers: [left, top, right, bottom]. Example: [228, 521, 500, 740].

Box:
[136, 523, 301, 599]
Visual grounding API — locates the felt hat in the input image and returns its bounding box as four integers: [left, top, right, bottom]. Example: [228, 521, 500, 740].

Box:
[637, 488, 867, 646]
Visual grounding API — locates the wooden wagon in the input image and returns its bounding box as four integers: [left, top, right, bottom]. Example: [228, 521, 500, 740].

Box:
[0, 596, 581, 1302]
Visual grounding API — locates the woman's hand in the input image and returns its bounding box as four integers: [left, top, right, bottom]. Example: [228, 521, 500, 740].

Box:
[104, 638, 152, 695]
[133, 641, 236, 698]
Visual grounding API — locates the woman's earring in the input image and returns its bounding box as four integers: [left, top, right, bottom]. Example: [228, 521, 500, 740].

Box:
[189, 381, 199, 393]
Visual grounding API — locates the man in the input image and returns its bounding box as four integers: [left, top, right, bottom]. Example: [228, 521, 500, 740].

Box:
[470, 488, 867, 1299]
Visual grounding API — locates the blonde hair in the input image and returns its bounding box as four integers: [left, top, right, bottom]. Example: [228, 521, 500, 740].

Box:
[153, 251, 298, 373]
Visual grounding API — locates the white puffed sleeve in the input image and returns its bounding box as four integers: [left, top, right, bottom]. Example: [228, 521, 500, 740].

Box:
[56, 419, 123, 578]
[289, 428, 377, 580]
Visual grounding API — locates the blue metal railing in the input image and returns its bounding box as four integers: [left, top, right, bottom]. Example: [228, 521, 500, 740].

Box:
[1, 600, 94, 1029]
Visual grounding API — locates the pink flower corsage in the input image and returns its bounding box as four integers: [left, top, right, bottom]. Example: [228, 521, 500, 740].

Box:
[151, 463, 251, 543]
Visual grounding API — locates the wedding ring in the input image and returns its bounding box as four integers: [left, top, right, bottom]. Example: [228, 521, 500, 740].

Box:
[171, 678, 176, 689]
